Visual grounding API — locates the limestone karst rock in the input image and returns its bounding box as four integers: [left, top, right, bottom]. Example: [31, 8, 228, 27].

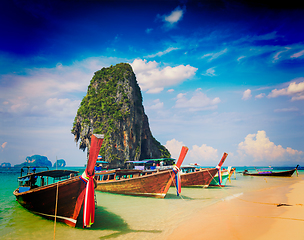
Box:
[72, 63, 170, 167]
[14, 155, 52, 168]
[53, 159, 66, 168]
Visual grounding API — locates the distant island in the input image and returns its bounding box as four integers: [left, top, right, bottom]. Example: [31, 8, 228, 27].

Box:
[53, 159, 66, 167]
[14, 155, 53, 168]
[0, 162, 11, 167]
[1, 155, 67, 168]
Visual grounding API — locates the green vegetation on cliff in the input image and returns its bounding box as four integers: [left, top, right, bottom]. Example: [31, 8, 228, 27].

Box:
[74, 64, 141, 135]
[72, 63, 170, 166]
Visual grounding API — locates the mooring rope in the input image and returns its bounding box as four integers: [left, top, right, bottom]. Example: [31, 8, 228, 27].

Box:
[206, 168, 226, 189]
[53, 181, 59, 240]
[169, 170, 185, 200]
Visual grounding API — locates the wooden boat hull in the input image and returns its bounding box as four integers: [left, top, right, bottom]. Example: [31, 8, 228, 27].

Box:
[172, 168, 218, 187]
[96, 170, 174, 198]
[13, 177, 86, 227]
[243, 168, 297, 177]
[209, 171, 229, 187]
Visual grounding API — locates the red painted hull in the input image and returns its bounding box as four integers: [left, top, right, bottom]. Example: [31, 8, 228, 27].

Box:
[96, 170, 175, 198]
[173, 168, 218, 187]
[13, 177, 86, 227]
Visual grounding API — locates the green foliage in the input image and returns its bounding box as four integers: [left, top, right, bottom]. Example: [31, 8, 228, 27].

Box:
[71, 62, 169, 163]
[152, 137, 171, 158]
[72, 63, 135, 135]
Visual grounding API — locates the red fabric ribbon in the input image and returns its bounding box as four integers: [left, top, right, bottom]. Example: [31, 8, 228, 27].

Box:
[81, 173, 95, 228]
[216, 167, 222, 186]
[173, 166, 181, 196]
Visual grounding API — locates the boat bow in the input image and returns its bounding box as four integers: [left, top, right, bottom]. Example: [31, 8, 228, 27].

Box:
[215, 152, 228, 186]
[80, 134, 104, 228]
[173, 146, 189, 196]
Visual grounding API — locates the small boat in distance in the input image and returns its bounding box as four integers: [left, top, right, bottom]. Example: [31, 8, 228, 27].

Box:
[13, 134, 104, 228]
[95, 146, 189, 198]
[243, 165, 299, 177]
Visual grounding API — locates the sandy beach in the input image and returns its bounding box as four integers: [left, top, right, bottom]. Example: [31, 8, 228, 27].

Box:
[166, 177, 304, 240]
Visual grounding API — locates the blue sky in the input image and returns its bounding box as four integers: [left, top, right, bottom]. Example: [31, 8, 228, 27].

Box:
[1, 0, 304, 167]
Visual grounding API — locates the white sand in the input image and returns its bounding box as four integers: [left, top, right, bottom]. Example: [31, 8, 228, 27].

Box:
[165, 178, 304, 240]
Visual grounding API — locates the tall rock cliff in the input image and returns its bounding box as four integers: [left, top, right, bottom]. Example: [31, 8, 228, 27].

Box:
[72, 63, 170, 167]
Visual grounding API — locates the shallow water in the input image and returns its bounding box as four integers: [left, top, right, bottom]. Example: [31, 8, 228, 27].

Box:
[0, 167, 303, 240]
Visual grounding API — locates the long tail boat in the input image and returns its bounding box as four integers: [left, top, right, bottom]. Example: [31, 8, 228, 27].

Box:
[243, 165, 299, 177]
[208, 153, 231, 187]
[172, 152, 228, 188]
[13, 134, 104, 228]
[209, 167, 230, 187]
[95, 146, 189, 198]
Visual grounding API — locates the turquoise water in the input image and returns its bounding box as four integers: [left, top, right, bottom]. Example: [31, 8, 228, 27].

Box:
[0, 167, 303, 240]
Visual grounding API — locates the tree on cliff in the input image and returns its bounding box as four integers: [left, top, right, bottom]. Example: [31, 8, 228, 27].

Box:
[71, 63, 170, 167]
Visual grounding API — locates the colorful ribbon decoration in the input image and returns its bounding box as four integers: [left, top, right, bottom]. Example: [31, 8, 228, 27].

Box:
[80, 171, 95, 228]
[79, 134, 104, 228]
[216, 165, 222, 186]
[173, 165, 181, 196]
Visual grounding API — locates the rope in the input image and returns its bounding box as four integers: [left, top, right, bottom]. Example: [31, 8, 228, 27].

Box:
[169, 171, 184, 200]
[53, 181, 59, 240]
[207, 168, 226, 190]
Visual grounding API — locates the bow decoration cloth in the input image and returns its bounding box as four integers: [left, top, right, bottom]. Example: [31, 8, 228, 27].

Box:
[80, 134, 104, 228]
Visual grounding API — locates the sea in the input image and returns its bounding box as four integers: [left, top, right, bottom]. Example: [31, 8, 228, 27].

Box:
[0, 166, 303, 240]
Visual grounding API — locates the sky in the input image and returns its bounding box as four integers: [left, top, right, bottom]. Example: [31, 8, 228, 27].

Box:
[1, 0, 304, 167]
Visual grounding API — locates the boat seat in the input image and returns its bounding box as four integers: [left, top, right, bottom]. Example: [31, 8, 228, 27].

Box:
[19, 187, 30, 193]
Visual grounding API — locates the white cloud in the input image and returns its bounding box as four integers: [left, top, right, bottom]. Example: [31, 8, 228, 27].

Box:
[165, 139, 185, 159]
[189, 144, 218, 164]
[274, 107, 299, 113]
[202, 48, 228, 61]
[235, 31, 280, 45]
[242, 89, 252, 100]
[147, 99, 164, 110]
[145, 47, 179, 58]
[167, 89, 174, 93]
[1, 142, 7, 149]
[237, 130, 303, 162]
[164, 6, 184, 25]
[237, 56, 246, 62]
[255, 93, 265, 99]
[273, 47, 291, 62]
[202, 67, 216, 77]
[0, 57, 116, 118]
[174, 88, 220, 111]
[290, 49, 304, 58]
[156, 6, 185, 30]
[268, 78, 304, 101]
[131, 59, 197, 94]
[45, 98, 81, 116]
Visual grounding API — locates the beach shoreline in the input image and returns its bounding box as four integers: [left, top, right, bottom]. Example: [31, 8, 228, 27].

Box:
[165, 177, 304, 240]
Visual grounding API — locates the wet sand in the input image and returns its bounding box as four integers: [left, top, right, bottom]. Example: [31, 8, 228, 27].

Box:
[165, 178, 304, 240]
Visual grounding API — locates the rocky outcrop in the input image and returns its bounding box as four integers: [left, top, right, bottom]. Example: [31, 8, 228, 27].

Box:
[71, 63, 170, 167]
[0, 162, 11, 167]
[53, 159, 66, 167]
[14, 155, 52, 168]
